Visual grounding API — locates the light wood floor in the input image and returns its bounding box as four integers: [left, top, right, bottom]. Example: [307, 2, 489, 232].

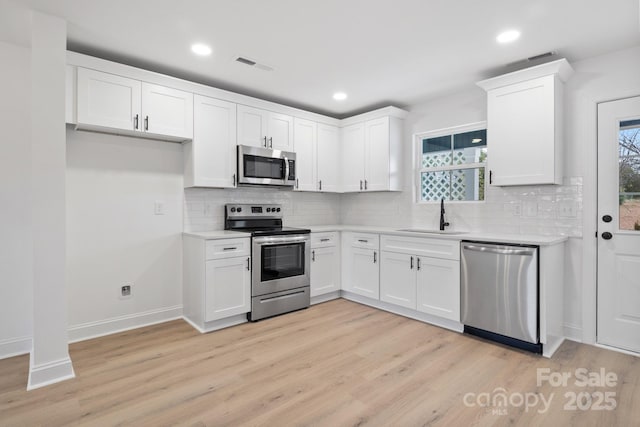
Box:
[1, 299, 638, 426]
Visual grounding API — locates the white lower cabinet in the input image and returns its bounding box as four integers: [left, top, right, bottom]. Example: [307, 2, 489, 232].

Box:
[380, 251, 416, 309]
[310, 232, 341, 297]
[342, 233, 380, 299]
[205, 257, 251, 322]
[183, 236, 251, 331]
[416, 256, 460, 321]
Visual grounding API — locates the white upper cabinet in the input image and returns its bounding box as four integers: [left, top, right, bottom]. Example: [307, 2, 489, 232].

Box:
[237, 105, 293, 151]
[477, 59, 573, 186]
[141, 82, 193, 139]
[77, 67, 141, 132]
[317, 124, 341, 192]
[293, 118, 317, 191]
[76, 67, 193, 141]
[341, 123, 366, 192]
[184, 95, 237, 188]
[341, 116, 402, 192]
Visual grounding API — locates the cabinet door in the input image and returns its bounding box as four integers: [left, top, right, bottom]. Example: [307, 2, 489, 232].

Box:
[416, 257, 460, 321]
[380, 251, 416, 309]
[365, 117, 390, 191]
[205, 256, 251, 322]
[350, 247, 379, 299]
[190, 95, 237, 188]
[237, 105, 267, 148]
[141, 83, 193, 139]
[487, 75, 556, 186]
[293, 118, 317, 191]
[341, 123, 366, 192]
[267, 112, 294, 151]
[77, 68, 141, 132]
[310, 246, 340, 296]
[317, 124, 341, 192]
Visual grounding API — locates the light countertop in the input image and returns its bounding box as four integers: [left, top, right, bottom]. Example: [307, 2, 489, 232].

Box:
[183, 230, 251, 240]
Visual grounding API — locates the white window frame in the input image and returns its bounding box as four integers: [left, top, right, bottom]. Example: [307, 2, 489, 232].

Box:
[414, 121, 487, 204]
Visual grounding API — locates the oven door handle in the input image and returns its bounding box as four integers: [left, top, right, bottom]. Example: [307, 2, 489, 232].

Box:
[253, 235, 309, 245]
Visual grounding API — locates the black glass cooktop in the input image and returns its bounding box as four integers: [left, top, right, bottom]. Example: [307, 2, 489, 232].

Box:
[248, 227, 311, 237]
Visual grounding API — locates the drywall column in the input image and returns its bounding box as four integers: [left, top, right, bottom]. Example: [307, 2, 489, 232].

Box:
[27, 11, 74, 390]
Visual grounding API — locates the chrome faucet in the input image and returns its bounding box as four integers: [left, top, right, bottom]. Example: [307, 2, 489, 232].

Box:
[440, 198, 450, 231]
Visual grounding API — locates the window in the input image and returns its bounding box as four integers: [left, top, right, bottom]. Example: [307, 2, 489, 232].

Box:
[415, 123, 487, 202]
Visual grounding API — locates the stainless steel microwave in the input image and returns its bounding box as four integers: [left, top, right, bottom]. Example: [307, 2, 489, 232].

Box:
[237, 145, 296, 187]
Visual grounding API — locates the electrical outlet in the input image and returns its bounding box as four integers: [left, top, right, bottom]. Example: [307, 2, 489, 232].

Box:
[154, 201, 165, 215]
[120, 284, 132, 299]
[523, 201, 538, 218]
[513, 203, 522, 216]
[558, 202, 577, 218]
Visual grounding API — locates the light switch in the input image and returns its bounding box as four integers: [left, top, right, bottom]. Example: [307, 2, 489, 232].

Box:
[154, 201, 165, 215]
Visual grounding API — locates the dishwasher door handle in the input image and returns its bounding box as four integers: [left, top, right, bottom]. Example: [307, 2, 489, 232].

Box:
[463, 244, 536, 256]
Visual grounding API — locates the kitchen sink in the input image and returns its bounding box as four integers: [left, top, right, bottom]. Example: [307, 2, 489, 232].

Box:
[396, 228, 468, 235]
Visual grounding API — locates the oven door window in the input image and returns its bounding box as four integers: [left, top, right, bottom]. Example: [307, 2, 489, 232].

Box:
[244, 155, 285, 179]
[261, 242, 305, 281]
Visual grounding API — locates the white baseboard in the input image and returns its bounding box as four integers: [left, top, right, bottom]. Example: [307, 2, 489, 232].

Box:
[563, 323, 582, 342]
[184, 313, 248, 334]
[27, 355, 75, 390]
[311, 291, 341, 305]
[67, 305, 183, 343]
[0, 335, 32, 360]
[341, 291, 464, 333]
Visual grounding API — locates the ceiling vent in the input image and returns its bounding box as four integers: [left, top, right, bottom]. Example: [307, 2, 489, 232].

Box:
[234, 56, 274, 71]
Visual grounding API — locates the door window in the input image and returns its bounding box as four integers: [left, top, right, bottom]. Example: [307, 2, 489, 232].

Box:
[619, 119, 640, 231]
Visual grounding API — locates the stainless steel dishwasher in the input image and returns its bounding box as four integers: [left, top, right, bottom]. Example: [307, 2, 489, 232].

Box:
[460, 241, 541, 353]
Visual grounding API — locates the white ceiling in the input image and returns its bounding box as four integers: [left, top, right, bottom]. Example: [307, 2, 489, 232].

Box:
[1, 0, 639, 117]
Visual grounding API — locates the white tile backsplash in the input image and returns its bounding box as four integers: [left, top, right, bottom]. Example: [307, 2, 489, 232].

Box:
[183, 187, 341, 232]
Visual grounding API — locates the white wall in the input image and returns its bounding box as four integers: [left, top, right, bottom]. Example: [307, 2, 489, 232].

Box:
[0, 42, 33, 359]
[65, 130, 184, 341]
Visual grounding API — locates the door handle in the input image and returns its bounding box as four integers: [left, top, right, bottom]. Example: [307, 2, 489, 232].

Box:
[373, 251, 377, 263]
[410, 256, 414, 269]
[312, 250, 315, 262]
[602, 232, 613, 240]
[134, 114, 139, 130]
[246, 257, 250, 270]
[417, 257, 421, 271]
[489, 170, 493, 184]
[144, 116, 149, 131]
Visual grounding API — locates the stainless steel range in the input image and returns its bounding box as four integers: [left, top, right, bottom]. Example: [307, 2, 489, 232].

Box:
[225, 204, 311, 321]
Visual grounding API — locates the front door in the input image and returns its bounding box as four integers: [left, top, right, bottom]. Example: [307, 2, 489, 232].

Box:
[597, 96, 640, 354]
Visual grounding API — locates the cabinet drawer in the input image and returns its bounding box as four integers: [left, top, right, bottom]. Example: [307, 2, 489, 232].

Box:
[381, 235, 459, 260]
[206, 238, 250, 260]
[349, 233, 379, 250]
[311, 232, 339, 248]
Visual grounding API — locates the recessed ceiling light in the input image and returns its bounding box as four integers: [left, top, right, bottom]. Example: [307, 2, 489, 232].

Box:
[191, 43, 212, 56]
[333, 92, 347, 101]
[496, 30, 521, 44]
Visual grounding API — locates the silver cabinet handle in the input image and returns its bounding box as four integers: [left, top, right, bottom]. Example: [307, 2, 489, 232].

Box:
[373, 251, 377, 263]
[269, 137, 273, 148]
[410, 256, 414, 269]
[463, 244, 536, 256]
[417, 257, 421, 271]
[246, 257, 250, 271]
[296, 178, 299, 189]
[360, 180, 363, 190]
[223, 247, 237, 251]
[144, 116, 149, 131]
[232, 173, 236, 186]
[320, 238, 330, 242]
[358, 239, 368, 243]
[365, 180, 368, 190]
[263, 136, 267, 147]
[319, 180, 322, 191]
[134, 114, 139, 130]
[312, 250, 315, 262]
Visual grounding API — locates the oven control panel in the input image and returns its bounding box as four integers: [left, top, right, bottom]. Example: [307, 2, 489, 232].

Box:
[226, 204, 282, 218]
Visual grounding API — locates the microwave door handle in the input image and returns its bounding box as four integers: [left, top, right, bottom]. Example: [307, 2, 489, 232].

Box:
[284, 156, 290, 182]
